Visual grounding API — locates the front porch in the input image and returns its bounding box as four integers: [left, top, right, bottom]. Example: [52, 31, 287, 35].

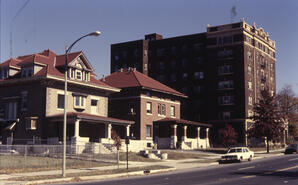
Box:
[153, 118, 212, 150]
[46, 112, 133, 154]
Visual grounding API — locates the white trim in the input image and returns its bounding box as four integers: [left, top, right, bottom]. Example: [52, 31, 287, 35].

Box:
[142, 95, 181, 105]
[46, 75, 120, 92]
[110, 95, 181, 105]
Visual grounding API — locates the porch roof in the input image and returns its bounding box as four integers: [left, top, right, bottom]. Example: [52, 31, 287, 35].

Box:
[154, 117, 212, 127]
[47, 112, 134, 125]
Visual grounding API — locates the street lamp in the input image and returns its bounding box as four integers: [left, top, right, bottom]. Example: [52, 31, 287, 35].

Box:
[62, 31, 101, 177]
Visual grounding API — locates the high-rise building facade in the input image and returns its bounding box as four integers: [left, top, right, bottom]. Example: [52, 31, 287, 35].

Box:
[110, 21, 276, 144]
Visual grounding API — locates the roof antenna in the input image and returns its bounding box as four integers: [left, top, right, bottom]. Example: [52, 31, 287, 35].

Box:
[230, 5, 237, 23]
[10, 0, 31, 57]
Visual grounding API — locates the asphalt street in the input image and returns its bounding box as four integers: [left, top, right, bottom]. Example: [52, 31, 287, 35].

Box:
[58, 154, 298, 185]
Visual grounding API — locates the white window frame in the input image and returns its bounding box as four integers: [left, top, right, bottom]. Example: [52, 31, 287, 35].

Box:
[170, 106, 175, 117]
[26, 117, 38, 130]
[74, 95, 86, 109]
[146, 102, 152, 115]
[146, 125, 152, 138]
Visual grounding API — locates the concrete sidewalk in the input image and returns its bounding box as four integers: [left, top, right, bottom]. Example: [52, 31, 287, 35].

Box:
[0, 149, 284, 185]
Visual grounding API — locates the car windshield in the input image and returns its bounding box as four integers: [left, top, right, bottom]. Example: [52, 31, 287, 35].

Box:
[289, 144, 298, 148]
[228, 148, 242, 153]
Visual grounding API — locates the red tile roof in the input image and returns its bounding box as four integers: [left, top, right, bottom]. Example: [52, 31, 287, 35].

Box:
[0, 58, 22, 68]
[154, 117, 211, 127]
[104, 68, 186, 98]
[47, 112, 134, 125]
[55, 51, 82, 67]
[0, 49, 115, 91]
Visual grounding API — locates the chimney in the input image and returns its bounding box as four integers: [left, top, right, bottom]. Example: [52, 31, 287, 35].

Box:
[102, 75, 105, 82]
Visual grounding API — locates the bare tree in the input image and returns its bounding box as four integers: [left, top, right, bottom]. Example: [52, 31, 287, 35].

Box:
[277, 85, 298, 140]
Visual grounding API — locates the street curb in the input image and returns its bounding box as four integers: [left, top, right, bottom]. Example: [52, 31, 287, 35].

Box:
[24, 167, 176, 185]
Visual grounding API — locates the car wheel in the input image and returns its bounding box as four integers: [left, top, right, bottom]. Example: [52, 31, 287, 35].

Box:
[248, 156, 252, 161]
[239, 157, 243, 163]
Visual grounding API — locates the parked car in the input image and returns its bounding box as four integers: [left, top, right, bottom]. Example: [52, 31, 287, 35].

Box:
[285, 144, 298, 154]
[220, 147, 254, 163]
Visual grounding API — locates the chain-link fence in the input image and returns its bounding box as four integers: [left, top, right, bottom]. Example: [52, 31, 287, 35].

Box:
[0, 144, 118, 171]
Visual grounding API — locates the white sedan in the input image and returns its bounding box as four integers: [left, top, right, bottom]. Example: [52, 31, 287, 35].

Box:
[220, 147, 254, 162]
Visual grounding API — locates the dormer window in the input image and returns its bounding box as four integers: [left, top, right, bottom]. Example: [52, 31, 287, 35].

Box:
[70, 68, 75, 79]
[76, 70, 82, 80]
[21, 67, 33, 78]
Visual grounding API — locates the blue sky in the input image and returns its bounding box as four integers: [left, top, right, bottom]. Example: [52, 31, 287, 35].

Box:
[0, 0, 297, 94]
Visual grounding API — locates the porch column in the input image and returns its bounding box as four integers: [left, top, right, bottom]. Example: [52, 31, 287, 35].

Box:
[170, 124, 177, 149]
[197, 127, 201, 149]
[105, 123, 112, 139]
[182, 125, 187, 141]
[74, 119, 80, 138]
[205, 128, 210, 148]
[126, 125, 131, 137]
[282, 129, 286, 145]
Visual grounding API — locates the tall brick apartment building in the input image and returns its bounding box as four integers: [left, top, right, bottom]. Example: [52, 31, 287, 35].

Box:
[110, 20, 276, 145]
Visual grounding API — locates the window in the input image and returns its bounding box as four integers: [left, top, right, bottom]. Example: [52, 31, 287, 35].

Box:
[159, 62, 165, 70]
[28, 69, 32, 77]
[182, 73, 188, 79]
[171, 74, 176, 82]
[76, 70, 82, 80]
[248, 110, 254, 117]
[222, 112, 231, 120]
[247, 51, 252, 60]
[194, 86, 201, 93]
[218, 65, 233, 75]
[58, 94, 64, 109]
[4, 70, 8, 78]
[218, 96, 234, 105]
[194, 72, 204, 79]
[170, 106, 175, 117]
[248, 82, 252, 90]
[91, 99, 98, 106]
[21, 91, 28, 111]
[218, 80, 234, 89]
[218, 36, 233, 45]
[248, 96, 253, 105]
[248, 66, 252, 75]
[91, 99, 98, 114]
[70, 69, 75, 78]
[182, 59, 188, 68]
[146, 125, 152, 138]
[7, 102, 17, 120]
[171, 60, 176, 69]
[158, 104, 166, 116]
[21, 68, 33, 77]
[217, 50, 233, 58]
[0, 70, 2, 79]
[74, 95, 85, 109]
[26, 117, 37, 130]
[146, 102, 152, 114]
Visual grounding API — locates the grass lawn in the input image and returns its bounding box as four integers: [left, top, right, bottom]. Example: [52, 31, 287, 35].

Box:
[8, 165, 171, 182]
[163, 151, 211, 160]
[119, 152, 159, 162]
[0, 155, 114, 174]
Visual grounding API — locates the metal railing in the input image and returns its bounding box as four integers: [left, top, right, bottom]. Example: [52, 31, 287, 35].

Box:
[0, 144, 117, 170]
